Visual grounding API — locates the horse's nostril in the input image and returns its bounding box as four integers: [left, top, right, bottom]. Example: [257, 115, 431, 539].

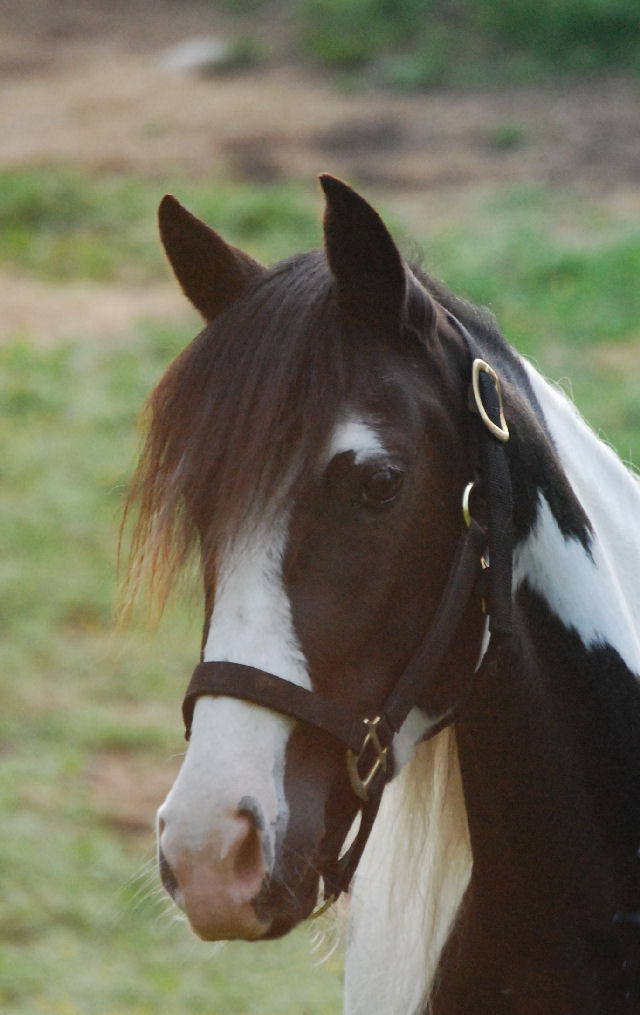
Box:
[158, 845, 179, 899]
[238, 795, 266, 833]
[237, 795, 273, 875]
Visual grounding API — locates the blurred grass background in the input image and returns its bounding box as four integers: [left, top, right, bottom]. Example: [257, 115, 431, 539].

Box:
[1, 1, 640, 1012]
[222, 0, 640, 87]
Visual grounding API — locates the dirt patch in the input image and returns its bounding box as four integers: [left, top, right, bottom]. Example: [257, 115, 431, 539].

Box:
[87, 750, 182, 842]
[0, 270, 197, 344]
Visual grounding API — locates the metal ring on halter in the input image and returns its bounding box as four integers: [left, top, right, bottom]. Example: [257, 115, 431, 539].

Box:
[471, 359, 510, 442]
[462, 481, 476, 528]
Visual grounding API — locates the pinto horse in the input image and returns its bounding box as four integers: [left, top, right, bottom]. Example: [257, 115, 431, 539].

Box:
[126, 176, 640, 1013]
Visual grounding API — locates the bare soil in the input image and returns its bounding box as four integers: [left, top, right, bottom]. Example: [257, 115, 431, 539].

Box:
[87, 750, 182, 843]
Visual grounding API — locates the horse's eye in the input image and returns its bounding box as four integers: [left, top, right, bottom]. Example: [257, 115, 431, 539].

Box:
[361, 466, 404, 506]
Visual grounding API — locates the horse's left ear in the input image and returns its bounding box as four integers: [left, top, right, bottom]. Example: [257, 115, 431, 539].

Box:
[158, 195, 265, 322]
[320, 175, 410, 324]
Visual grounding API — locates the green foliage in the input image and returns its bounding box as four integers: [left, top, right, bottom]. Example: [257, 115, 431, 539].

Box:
[297, 0, 640, 86]
[0, 326, 344, 1013]
[379, 43, 450, 88]
[427, 186, 640, 354]
[0, 169, 160, 281]
[301, 0, 430, 69]
[487, 123, 527, 151]
[176, 179, 321, 263]
[422, 185, 640, 461]
[222, 33, 270, 71]
[478, 0, 640, 64]
[0, 169, 321, 281]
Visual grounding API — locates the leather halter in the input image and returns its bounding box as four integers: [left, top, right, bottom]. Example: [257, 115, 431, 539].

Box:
[181, 315, 514, 911]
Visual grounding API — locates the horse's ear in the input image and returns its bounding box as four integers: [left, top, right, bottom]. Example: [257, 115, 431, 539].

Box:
[320, 175, 407, 322]
[158, 195, 265, 322]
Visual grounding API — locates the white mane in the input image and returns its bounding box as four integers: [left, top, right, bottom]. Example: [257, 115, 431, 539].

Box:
[345, 727, 471, 1015]
[521, 361, 640, 643]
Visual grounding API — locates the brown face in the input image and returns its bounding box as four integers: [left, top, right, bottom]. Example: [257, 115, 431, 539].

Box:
[155, 341, 481, 941]
[141, 177, 479, 942]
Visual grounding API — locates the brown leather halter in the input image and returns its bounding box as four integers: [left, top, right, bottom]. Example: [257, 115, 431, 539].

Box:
[181, 317, 514, 911]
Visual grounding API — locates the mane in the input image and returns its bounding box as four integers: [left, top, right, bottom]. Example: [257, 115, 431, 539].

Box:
[123, 250, 383, 612]
[345, 726, 472, 1014]
[412, 264, 501, 348]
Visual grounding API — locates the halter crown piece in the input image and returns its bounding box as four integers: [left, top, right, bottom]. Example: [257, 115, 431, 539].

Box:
[181, 312, 514, 913]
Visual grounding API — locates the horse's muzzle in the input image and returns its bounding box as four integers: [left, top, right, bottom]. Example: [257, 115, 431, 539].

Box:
[156, 800, 273, 941]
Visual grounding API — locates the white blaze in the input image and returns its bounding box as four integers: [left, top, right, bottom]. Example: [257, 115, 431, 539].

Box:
[328, 417, 387, 464]
[204, 518, 310, 682]
[513, 493, 640, 675]
[158, 518, 309, 916]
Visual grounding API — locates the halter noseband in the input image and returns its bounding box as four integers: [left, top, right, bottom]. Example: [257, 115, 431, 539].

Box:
[181, 317, 513, 912]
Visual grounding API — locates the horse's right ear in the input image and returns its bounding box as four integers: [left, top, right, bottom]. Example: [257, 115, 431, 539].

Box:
[320, 174, 407, 323]
[158, 195, 265, 322]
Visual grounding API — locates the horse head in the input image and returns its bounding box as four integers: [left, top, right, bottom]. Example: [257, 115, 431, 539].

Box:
[131, 178, 488, 941]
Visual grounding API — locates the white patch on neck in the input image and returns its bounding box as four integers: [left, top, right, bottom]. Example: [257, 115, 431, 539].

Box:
[513, 493, 640, 674]
[327, 416, 387, 465]
[521, 359, 640, 674]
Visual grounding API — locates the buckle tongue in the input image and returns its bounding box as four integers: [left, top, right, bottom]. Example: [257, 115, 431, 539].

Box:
[347, 716, 389, 801]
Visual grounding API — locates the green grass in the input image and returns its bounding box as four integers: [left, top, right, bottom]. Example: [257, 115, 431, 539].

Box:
[419, 185, 640, 461]
[1, 167, 639, 1011]
[425, 187, 640, 348]
[0, 169, 321, 281]
[296, 0, 640, 86]
[0, 327, 344, 1014]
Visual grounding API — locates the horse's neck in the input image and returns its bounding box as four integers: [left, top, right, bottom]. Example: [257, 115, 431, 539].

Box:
[517, 360, 640, 669]
[437, 641, 634, 1014]
[431, 362, 640, 1012]
[510, 362, 640, 861]
[345, 357, 640, 1015]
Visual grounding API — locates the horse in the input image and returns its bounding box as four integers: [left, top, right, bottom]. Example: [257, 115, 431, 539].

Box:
[125, 175, 640, 1013]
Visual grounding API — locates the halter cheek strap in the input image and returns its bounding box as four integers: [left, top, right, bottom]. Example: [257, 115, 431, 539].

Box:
[180, 329, 514, 909]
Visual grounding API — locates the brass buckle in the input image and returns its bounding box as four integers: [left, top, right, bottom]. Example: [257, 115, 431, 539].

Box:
[347, 717, 389, 802]
[470, 360, 509, 442]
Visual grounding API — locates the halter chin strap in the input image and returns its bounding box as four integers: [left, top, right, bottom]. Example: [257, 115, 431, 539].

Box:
[180, 321, 513, 911]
